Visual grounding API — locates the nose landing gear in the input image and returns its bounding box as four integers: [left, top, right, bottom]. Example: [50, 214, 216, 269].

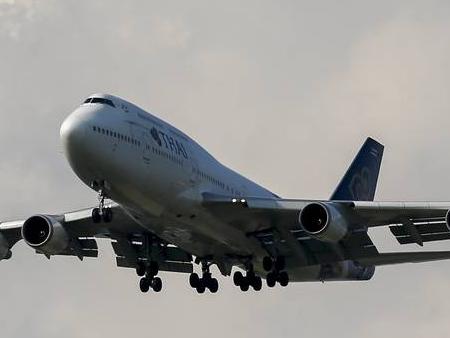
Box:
[91, 182, 113, 224]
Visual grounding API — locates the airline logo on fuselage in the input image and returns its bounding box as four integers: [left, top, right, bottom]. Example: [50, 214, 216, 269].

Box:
[151, 127, 188, 159]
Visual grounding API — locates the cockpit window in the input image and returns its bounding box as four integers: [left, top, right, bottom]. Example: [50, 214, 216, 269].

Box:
[82, 97, 115, 107]
[90, 97, 115, 107]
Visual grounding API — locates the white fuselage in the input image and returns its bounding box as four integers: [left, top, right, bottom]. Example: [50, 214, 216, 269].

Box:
[60, 94, 275, 262]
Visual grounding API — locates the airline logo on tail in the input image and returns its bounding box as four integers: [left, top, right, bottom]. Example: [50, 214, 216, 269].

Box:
[349, 167, 371, 201]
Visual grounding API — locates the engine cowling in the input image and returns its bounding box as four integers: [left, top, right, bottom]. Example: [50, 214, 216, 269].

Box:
[299, 202, 349, 242]
[21, 215, 70, 255]
[446, 210, 450, 231]
[0, 233, 12, 260]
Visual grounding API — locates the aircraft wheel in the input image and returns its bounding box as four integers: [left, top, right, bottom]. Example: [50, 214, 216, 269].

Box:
[278, 271, 289, 287]
[209, 278, 219, 293]
[196, 283, 206, 294]
[266, 272, 277, 288]
[189, 273, 200, 288]
[148, 261, 159, 277]
[233, 271, 244, 286]
[136, 263, 146, 277]
[152, 277, 163, 292]
[139, 277, 150, 293]
[102, 208, 113, 223]
[92, 208, 101, 223]
[252, 276, 262, 291]
[239, 278, 250, 292]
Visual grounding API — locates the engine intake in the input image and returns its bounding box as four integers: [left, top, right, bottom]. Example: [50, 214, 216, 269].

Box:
[299, 202, 349, 242]
[21, 215, 70, 255]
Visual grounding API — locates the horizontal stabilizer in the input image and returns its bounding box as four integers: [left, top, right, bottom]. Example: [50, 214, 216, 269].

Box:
[357, 251, 450, 266]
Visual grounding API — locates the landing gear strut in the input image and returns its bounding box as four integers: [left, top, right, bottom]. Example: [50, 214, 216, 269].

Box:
[91, 182, 113, 223]
[189, 260, 219, 294]
[264, 256, 289, 288]
[138, 261, 162, 293]
[233, 264, 263, 292]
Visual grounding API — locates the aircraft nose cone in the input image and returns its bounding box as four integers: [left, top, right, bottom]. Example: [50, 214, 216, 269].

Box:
[60, 111, 88, 159]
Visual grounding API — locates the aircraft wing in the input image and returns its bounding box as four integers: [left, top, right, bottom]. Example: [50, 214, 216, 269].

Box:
[0, 205, 193, 273]
[202, 194, 450, 266]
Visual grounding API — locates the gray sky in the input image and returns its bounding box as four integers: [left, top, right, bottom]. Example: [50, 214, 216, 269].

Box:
[1, 1, 450, 337]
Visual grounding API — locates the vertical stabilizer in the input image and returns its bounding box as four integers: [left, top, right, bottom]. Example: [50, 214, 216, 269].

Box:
[330, 137, 384, 201]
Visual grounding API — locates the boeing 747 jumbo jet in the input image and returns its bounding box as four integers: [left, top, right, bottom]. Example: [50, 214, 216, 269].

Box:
[2, 94, 450, 294]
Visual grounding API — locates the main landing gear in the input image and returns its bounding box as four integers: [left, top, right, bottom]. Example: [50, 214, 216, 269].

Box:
[233, 265, 263, 292]
[263, 256, 289, 288]
[91, 185, 113, 224]
[189, 260, 219, 294]
[137, 261, 163, 293]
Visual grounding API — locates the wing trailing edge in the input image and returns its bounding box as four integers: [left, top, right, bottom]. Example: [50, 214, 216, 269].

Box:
[357, 251, 450, 267]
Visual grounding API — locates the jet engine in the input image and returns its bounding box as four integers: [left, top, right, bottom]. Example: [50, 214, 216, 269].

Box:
[21, 215, 70, 255]
[298, 202, 349, 242]
[445, 210, 450, 231]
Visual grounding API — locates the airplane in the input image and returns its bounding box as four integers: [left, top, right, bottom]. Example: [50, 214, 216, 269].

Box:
[2, 93, 450, 294]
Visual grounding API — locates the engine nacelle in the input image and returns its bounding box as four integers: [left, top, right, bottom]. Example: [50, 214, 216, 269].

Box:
[0, 233, 12, 260]
[446, 210, 450, 231]
[21, 215, 70, 255]
[298, 202, 349, 242]
[319, 260, 375, 281]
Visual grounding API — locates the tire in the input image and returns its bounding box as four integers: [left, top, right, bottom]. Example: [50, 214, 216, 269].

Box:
[239, 279, 250, 292]
[233, 271, 244, 286]
[252, 276, 262, 291]
[152, 277, 163, 292]
[263, 256, 273, 272]
[209, 278, 219, 293]
[139, 278, 150, 293]
[102, 208, 113, 223]
[136, 263, 146, 277]
[189, 273, 200, 288]
[92, 208, 101, 223]
[266, 272, 277, 288]
[274, 256, 286, 271]
[278, 271, 289, 287]
[148, 261, 159, 277]
[196, 284, 206, 294]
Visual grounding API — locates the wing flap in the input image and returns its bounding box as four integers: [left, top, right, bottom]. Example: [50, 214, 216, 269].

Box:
[357, 251, 450, 266]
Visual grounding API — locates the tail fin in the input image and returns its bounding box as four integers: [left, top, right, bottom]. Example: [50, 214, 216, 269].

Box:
[330, 137, 384, 201]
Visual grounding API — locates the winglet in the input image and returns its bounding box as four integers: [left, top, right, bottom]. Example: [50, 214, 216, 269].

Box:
[330, 137, 384, 201]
